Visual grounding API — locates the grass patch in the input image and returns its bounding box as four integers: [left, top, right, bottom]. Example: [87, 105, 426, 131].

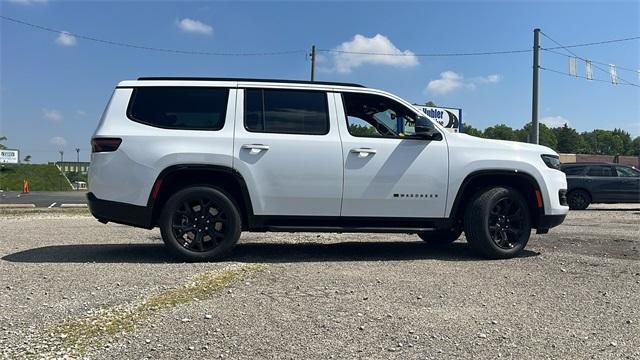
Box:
[12, 264, 266, 358]
[0, 163, 72, 191]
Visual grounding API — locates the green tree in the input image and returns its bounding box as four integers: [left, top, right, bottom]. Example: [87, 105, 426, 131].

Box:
[0, 136, 6, 150]
[515, 123, 557, 150]
[630, 137, 640, 156]
[611, 128, 633, 155]
[483, 124, 516, 141]
[551, 124, 585, 153]
[462, 123, 483, 137]
[23, 155, 32, 163]
[423, 101, 437, 107]
[348, 124, 379, 137]
[581, 130, 625, 155]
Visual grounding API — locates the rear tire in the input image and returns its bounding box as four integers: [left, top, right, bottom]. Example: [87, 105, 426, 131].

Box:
[159, 186, 241, 261]
[464, 187, 531, 259]
[417, 228, 462, 245]
[567, 189, 590, 210]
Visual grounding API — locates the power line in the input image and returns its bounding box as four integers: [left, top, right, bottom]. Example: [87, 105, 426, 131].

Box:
[0, 15, 306, 56]
[3, 15, 638, 59]
[540, 30, 639, 87]
[540, 66, 640, 87]
[318, 35, 640, 57]
[542, 47, 639, 73]
[318, 48, 532, 57]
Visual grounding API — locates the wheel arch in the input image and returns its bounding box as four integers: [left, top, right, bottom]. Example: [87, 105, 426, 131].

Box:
[148, 164, 254, 229]
[449, 170, 545, 228]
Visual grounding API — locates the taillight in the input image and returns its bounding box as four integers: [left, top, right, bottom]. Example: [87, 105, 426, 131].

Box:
[91, 138, 122, 153]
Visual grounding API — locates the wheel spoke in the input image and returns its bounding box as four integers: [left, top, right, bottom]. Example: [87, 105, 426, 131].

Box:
[172, 224, 195, 237]
[192, 231, 204, 251]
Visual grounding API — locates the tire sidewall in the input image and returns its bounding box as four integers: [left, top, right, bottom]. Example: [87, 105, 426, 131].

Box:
[567, 190, 590, 210]
[159, 186, 241, 261]
[480, 187, 531, 256]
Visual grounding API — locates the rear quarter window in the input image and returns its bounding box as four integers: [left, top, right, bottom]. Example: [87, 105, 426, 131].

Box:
[127, 87, 229, 130]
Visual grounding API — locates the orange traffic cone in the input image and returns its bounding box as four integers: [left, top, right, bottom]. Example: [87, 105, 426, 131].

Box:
[22, 179, 29, 194]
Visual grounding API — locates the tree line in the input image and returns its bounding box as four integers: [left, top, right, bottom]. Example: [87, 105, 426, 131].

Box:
[462, 122, 640, 156]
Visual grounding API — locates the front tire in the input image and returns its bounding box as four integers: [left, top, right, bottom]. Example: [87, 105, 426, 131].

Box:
[159, 186, 241, 261]
[567, 189, 590, 210]
[417, 228, 462, 245]
[464, 187, 532, 259]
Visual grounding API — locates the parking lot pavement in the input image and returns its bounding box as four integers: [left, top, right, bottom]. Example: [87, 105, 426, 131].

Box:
[0, 191, 88, 208]
[0, 207, 638, 359]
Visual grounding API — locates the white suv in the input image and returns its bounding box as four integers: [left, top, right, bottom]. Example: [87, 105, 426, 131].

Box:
[88, 77, 568, 260]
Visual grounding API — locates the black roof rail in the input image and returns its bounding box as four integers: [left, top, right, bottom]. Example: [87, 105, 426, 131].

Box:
[136, 77, 366, 88]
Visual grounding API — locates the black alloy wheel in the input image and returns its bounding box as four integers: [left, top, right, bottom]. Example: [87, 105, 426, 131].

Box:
[160, 186, 241, 261]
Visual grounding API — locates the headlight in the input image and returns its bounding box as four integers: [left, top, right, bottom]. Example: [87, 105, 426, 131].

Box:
[541, 154, 561, 170]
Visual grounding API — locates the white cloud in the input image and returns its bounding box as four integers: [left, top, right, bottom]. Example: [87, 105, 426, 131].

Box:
[76, 110, 87, 117]
[541, 115, 570, 128]
[6, 0, 47, 4]
[326, 34, 418, 73]
[42, 109, 62, 122]
[425, 71, 502, 95]
[177, 18, 213, 35]
[55, 31, 77, 46]
[479, 74, 502, 83]
[49, 136, 67, 147]
[425, 71, 466, 94]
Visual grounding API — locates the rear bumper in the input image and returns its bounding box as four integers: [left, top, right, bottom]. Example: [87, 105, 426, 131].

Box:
[86, 192, 153, 229]
[536, 214, 566, 234]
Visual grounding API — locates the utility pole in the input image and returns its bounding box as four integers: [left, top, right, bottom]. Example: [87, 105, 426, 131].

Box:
[59, 150, 64, 191]
[530, 28, 540, 144]
[75, 148, 80, 172]
[310, 45, 316, 81]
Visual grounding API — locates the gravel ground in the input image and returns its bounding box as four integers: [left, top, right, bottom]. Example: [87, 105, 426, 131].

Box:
[0, 205, 639, 359]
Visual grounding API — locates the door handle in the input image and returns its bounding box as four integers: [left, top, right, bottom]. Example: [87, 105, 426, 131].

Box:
[241, 144, 270, 154]
[242, 144, 270, 150]
[350, 148, 377, 157]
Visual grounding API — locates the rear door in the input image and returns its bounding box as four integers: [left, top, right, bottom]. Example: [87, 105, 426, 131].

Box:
[233, 87, 343, 216]
[585, 165, 618, 202]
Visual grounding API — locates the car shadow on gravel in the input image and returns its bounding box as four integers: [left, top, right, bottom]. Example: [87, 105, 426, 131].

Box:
[1, 241, 539, 263]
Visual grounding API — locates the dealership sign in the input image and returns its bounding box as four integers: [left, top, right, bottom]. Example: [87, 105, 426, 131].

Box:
[414, 106, 462, 133]
[0, 149, 19, 164]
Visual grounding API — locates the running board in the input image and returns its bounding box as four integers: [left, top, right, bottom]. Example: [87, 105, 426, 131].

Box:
[264, 226, 435, 233]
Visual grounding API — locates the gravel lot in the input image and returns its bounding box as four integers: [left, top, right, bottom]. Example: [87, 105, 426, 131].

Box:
[1, 205, 639, 359]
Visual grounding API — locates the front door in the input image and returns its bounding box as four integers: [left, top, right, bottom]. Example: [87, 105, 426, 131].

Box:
[335, 91, 449, 218]
[613, 165, 640, 202]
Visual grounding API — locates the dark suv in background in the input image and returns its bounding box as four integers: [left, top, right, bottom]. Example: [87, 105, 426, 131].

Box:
[560, 162, 640, 210]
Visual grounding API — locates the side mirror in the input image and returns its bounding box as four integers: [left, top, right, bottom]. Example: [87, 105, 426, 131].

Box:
[414, 117, 442, 141]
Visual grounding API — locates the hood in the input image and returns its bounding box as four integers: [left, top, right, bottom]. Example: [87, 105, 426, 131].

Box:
[447, 132, 558, 156]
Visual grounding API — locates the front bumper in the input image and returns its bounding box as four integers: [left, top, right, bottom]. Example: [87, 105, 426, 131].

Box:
[535, 214, 566, 234]
[87, 192, 154, 229]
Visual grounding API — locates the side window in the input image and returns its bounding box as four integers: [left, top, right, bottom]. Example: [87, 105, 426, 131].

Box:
[244, 89, 329, 135]
[342, 92, 420, 138]
[616, 166, 640, 177]
[128, 87, 229, 130]
[562, 166, 585, 175]
[587, 165, 614, 177]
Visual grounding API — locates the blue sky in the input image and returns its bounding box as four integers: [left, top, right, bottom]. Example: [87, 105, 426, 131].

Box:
[1, 0, 638, 163]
